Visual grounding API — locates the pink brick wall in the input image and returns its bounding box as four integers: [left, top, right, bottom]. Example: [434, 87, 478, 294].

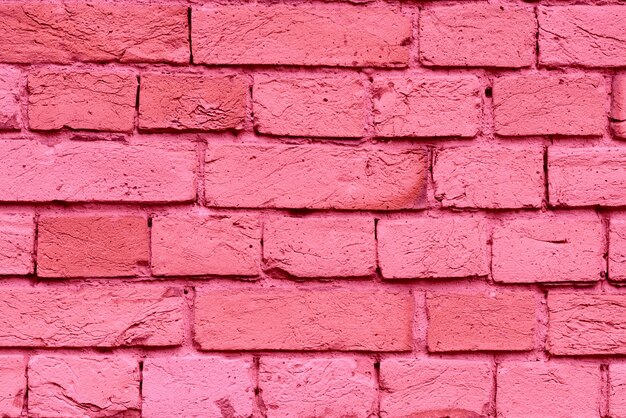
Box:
[0, 1, 624, 417]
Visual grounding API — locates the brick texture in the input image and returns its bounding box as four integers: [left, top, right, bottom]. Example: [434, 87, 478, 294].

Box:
[0, 356, 25, 418]
[0, 68, 20, 130]
[0, 214, 34, 275]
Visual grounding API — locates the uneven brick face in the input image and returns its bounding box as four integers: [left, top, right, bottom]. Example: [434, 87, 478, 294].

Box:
[420, 5, 535, 68]
[539, 6, 626, 68]
[192, 5, 411, 67]
[610, 364, 626, 418]
[28, 356, 140, 418]
[497, 362, 601, 418]
[0, 356, 25, 418]
[151, 214, 260, 277]
[0, 68, 20, 130]
[260, 358, 376, 418]
[139, 73, 247, 132]
[427, 292, 535, 352]
[378, 217, 488, 279]
[380, 359, 492, 417]
[0, 3, 188, 64]
[205, 144, 428, 210]
[493, 74, 606, 136]
[253, 74, 365, 137]
[28, 71, 137, 132]
[492, 216, 604, 283]
[433, 146, 544, 209]
[0, 286, 183, 347]
[194, 289, 413, 351]
[142, 357, 254, 418]
[0, 214, 34, 275]
[612, 75, 626, 139]
[610, 219, 626, 282]
[263, 217, 375, 278]
[372, 76, 481, 138]
[0, 139, 197, 203]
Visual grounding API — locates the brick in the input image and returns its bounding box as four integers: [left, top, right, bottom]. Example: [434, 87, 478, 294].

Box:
[0, 3, 188, 64]
[151, 214, 260, 277]
[380, 359, 492, 417]
[493, 74, 606, 136]
[610, 364, 626, 418]
[613, 75, 626, 139]
[192, 5, 411, 67]
[372, 76, 481, 138]
[0, 214, 34, 275]
[28, 71, 136, 132]
[37, 215, 149, 278]
[28, 356, 140, 418]
[492, 216, 604, 283]
[253, 74, 365, 137]
[142, 357, 254, 418]
[427, 292, 535, 352]
[205, 144, 428, 210]
[194, 289, 413, 351]
[378, 217, 489, 279]
[548, 293, 626, 355]
[433, 146, 544, 209]
[0, 139, 196, 203]
[259, 358, 376, 418]
[420, 5, 535, 67]
[539, 6, 626, 68]
[0, 356, 25, 418]
[497, 362, 601, 418]
[263, 217, 375, 278]
[611, 219, 626, 282]
[549, 148, 626, 207]
[0, 286, 183, 347]
[0, 68, 20, 130]
[139, 73, 247, 132]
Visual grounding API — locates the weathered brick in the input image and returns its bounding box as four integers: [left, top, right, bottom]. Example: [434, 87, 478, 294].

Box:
[610, 364, 626, 418]
[194, 289, 413, 351]
[612, 75, 626, 139]
[192, 5, 411, 67]
[0, 68, 20, 130]
[0, 356, 25, 418]
[263, 217, 375, 278]
[151, 214, 260, 277]
[611, 218, 626, 282]
[205, 144, 428, 210]
[372, 76, 481, 138]
[0, 213, 34, 275]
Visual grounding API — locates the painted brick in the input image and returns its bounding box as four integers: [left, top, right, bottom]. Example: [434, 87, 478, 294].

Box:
[0, 68, 20, 130]
[192, 5, 411, 67]
[492, 216, 604, 283]
[28, 71, 137, 132]
[493, 74, 606, 136]
[610, 364, 626, 418]
[0, 139, 197, 203]
[0, 213, 34, 276]
[420, 5, 535, 68]
[142, 357, 254, 418]
[378, 217, 489, 279]
[194, 289, 413, 351]
[263, 217, 375, 278]
[372, 76, 481, 138]
[253, 74, 365, 137]
[205, 144, 428, 210]
[0, 3, 188, 64]
[0, 356, 25, 418]
[611, 218, 626, 282]
[539, 6, 626, 68]
[612, 75, 626, 139]
[433, 146, 544, 209]
[259, 358, 376, 418]
[380, 359, 492, 417]
[497, 362, 601, 418]
[0, 286, 183, 347]
[28, 356, 140, 418]
[151, 214, 261, 277]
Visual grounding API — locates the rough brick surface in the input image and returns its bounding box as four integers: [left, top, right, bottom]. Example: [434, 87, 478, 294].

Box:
[611, 218, 626, 282]
[0, 214, 34, 275]
[614, 75, 626, 138]
[0, 68, 20, 130]
[0, 356, 25, 418]
[610, 364, 626, 418]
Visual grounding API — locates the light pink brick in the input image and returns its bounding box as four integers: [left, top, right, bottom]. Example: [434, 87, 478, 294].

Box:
[420, 5, 535, 67]
[372, 76, 481, 138]
[192, 5, 411, 67]
[0, 214, 34, 275]
[497, 362, 601, 418]
[492, 216, 604, 283]
[151, 214, 261, 277]
[260, 358, 376, 418]
[494, 74, 606, 136]
[253, 74, 365, 138]
[0, 68, 20, 130]
[612, 75, 626, 139]
[380, 359, 492, 417]
[142, 357, 254, 418]
[205, 144, 428, 210]
[378, 217, 489, 279]
[611, 218, 626, 282]
[194, 289, 413, 351]
[610, 364, 626, 418]
[0, 356, 25, 418]
[433, 146, 544, 209]
[539, 6, 626, 68]
[28, 356, 140, 418]
[263, 217, 375, 278]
